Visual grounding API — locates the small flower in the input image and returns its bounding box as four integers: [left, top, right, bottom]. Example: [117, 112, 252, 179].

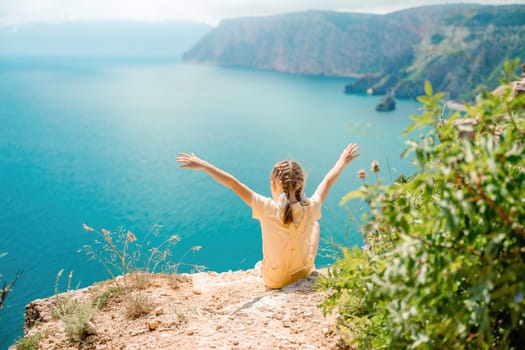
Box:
[126, 231, 137, 242]
[192, 245, 202, 252]
[168, 235, 181, 242]
[516, 292, 523, 303]
[363, 244, 371, 250]
[82, 223, 95, 232]
[371, 160, 380, 173]
[357, 169, 367, 180]
[101, 229, 112, 241]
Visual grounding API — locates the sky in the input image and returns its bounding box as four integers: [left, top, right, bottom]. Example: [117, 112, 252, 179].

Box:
[1, 0, 524, 26]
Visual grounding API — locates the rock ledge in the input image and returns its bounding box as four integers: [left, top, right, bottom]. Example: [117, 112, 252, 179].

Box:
[12, 268, 340, 349]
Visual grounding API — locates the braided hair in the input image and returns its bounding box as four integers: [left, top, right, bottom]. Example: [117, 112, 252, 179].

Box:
[271, 160, 309, 225]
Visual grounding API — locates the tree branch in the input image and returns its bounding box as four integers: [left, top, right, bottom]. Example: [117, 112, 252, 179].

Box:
[0, 270, 23, 310]
[459, 172, 525, 239]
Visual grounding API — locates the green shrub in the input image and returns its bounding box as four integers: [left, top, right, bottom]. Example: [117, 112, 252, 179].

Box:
[51, 269, 78, 319]
[319, 59, 525, 349]
[62, 301, 97, 342]
[15, 333, 41, 350]
[51, 270, 97, 342]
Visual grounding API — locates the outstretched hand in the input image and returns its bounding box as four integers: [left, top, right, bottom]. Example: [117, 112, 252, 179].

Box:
[176, 152, 255, 205]
[176, 152, 205, 170]
[339, 143, 360, 166]
[313, 143, 361, 203]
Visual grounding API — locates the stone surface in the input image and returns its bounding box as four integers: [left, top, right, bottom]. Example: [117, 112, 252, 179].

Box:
[12, 268, 340, 349]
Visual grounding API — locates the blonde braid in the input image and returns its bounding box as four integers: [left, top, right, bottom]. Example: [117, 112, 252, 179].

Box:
[271, 160, 307, 225]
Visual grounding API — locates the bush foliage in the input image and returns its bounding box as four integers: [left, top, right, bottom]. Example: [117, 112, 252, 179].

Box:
[319, 60, 525, 349]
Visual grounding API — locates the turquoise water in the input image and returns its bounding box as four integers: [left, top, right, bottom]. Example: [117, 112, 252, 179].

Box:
[0, 56, 419, 346]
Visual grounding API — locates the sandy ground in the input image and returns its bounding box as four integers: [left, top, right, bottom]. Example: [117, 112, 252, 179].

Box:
[12, 268, 344, 349]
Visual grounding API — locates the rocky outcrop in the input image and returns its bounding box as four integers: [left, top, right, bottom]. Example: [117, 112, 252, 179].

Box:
[11, 269, 339, 349]
[514, 63, 525, 97]
[376, 93, 396, 112]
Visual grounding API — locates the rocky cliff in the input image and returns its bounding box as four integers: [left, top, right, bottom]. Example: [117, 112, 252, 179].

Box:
[184, 10, 419, 77]
[12, 269, 339, 349]
[183, 4, 525, 100]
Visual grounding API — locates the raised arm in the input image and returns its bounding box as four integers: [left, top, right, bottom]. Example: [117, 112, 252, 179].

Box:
[176, 152, 255, 206]
[314, 143, 360, 204]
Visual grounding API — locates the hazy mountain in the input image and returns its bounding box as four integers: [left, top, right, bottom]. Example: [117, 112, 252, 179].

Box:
[0, 21, 211, 57]
[183, 4, 525, 100]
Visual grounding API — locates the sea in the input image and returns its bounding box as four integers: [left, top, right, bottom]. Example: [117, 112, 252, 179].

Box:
[0, 55, 420, 347]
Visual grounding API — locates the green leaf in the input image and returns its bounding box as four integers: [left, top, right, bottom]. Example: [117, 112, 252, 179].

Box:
[402, 122, 419, 136]
[434, 92, 445, 101]
[424, 80, 433, 96]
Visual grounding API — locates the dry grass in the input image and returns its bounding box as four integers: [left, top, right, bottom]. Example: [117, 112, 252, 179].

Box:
[125, 291, 154, 319]
[125, 271, 153, 290]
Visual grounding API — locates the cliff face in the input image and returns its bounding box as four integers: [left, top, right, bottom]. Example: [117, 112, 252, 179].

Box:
[183, 5, 525, 100]
[184, 11, 419, 77]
